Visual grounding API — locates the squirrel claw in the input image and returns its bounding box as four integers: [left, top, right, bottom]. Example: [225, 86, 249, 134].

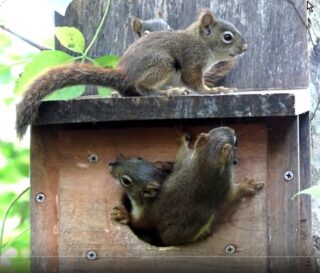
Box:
[166, 87, 190, 97]
[110, 91, 122, 98]
[209, 86, 237, 94]
[111, 205, 130, 224]
[238, 177, 265, 197]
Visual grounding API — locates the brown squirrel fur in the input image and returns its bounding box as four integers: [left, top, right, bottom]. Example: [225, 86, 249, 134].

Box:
[130, 14, 237, 87]
[16, 10, 247, 138]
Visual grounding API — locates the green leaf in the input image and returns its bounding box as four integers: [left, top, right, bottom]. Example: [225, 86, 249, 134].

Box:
[55, 27, 85, 54]
[3, 97, 14, 105]
[43, 85, 86, 101]
[292, 185, 320, 199]
[97, 87, 111, 97]
[14, 50, 73, 95]
[0, 33, 12, 52]
[94, 55, 120, 68]
[0, 64, 12, 84]
[0, 143, 29, 182]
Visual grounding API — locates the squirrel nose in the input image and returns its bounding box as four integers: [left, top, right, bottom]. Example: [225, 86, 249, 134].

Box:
[242, 44, 248, 52]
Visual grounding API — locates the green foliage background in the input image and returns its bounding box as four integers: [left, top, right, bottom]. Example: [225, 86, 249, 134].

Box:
[0, 30, 31, 272]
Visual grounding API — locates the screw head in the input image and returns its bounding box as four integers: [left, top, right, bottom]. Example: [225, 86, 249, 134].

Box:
[35, 193, 46, 203]
[284, 170, 294, 181]
[88, 154, 99, 163]
[86, 250, 97, 260]
[225, 244, 236, 255]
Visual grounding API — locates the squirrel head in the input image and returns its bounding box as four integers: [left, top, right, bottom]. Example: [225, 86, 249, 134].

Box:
[109, 155, 172, 200]
[190, 10, 247, 61]
[194, 127, 238, 169]
[131, 15, 173, 37]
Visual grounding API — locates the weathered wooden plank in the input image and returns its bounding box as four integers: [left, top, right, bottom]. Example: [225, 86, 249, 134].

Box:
[298, 112, 316, 272]
[55, 0, 307, 90]
[267, 117, 301, 273]
[34, 90, 310, 125]
[57, 123, 267, 273]
[30, 127, 60, 273]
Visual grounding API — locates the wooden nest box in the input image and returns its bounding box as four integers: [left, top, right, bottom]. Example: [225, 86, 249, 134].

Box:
[30, 1, 314, 272]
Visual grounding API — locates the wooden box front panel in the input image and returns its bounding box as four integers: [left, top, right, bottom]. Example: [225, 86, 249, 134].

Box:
[40, 123, 268, 273]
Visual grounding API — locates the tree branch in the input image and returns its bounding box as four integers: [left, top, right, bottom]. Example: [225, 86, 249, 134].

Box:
[0, 25, 51, 51]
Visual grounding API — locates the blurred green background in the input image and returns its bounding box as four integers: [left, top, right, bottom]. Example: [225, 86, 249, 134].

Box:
[0, 1, 56, 270]
[0, 29, 32, 273]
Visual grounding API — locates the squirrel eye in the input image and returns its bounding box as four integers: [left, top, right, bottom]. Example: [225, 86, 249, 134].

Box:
[234, 136, 238, 147]
[120, 175, 133, 187]
[222, 31, 233, 44]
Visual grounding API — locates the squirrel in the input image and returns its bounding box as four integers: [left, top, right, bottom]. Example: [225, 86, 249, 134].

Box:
[130, 12, 237, 87]
[109, 127, 264, 246]
[108, 154, 173, 245]
[16, 10, 247, 138]
[131, 12, 173, 37]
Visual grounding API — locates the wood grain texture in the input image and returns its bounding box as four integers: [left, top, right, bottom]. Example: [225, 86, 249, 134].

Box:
[267, 117, 301, 273]
[55, 0, 307, 90]
[30, 127, 60, 273]
[34, 90, 310, 126]
[54, 123, 268, 273]
[298, 113, 316, 272]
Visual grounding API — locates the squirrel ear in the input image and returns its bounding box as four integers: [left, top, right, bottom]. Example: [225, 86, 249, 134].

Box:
[153, 161, 174, 173]
[117, 153, 128, 160]
[194, 133, 210, 149]
[220, 143, 233, 164]
[199, 10, 217, 29]
[131, 17, 143, 35]
[157, 11, 164, 18]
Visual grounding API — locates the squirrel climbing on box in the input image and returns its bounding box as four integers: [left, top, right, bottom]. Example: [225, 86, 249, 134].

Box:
[108, 154, 173, 245]
[109, 127, 264, 246]
[16, 10, 247, 138]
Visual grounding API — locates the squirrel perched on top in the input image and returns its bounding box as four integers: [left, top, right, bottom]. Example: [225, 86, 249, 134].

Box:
[109, 127, 264, 246]
[16, 10, 247, 138]
[130, 12, 237, 88]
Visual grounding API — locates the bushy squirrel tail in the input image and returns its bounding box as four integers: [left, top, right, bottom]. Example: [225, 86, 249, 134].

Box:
[204, 60, 236, 87]
[16, 62, 130, 138]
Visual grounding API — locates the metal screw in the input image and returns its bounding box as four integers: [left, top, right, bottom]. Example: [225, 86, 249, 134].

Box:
[284, 170, 294, 181]
[225, 244, 236, 255]
[35, 193, 46, 203]
[86, 250, 97, 260]
[88, 154, 99, 163]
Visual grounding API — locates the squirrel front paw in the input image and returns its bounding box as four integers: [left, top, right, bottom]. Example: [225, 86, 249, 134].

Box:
[111, 205, 130, 225]
[209, 86, 237, 94]
[238, 177, 264, 197]
[176, 127, 192, 146]
[143, 181, 161, 198]
[166, 87, 190, 97]
[110, 91, 122, 98]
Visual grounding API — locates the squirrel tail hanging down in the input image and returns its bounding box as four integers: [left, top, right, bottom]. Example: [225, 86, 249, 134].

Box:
[15, 63, 133, 138]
